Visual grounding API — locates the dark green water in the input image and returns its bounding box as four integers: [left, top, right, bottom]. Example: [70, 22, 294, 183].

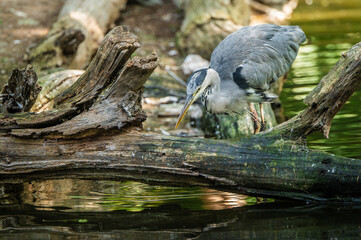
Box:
[1, 179, 361, 239]
[2, 1, 361, 239]
[287, 0, 361, 158]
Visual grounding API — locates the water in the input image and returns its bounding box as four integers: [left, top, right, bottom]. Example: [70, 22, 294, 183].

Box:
[287, 0, 361, 159]
[2, 1, 361, 239]
[1, 179, 361, 239]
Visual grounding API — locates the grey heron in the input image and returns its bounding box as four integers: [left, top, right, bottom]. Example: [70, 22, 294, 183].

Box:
[175, 24, 306, 133]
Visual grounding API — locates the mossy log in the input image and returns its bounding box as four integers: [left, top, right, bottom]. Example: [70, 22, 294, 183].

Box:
[27, 0, 127, 70]
[1, 27, 361, 202]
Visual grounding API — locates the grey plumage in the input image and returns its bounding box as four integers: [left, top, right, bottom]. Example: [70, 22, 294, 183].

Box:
[210, 24, 306, 100]
[176, 24, 306, 129]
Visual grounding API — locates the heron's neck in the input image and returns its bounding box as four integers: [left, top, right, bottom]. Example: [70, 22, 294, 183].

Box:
[205, 68, 220, 93]
[201, 69, 221, 113]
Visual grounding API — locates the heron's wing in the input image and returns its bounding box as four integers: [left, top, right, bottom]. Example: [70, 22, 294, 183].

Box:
[210, 24, 306, 91]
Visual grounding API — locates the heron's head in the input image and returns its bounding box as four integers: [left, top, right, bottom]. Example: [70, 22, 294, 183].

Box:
[175, 68, 219, 128]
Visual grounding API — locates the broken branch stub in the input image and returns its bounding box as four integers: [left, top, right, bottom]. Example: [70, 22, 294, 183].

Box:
[0, 66, 41, 114]
[10, 53, 158, 138]
[0, 26, 154, 133]
[264, 42, 361, 140]
[54, 26, 141, 110]
[27, 0, 128, 70]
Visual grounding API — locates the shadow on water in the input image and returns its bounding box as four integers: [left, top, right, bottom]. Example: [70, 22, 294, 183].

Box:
[1, 179, 361, 240]
[1, 1, 361, 240]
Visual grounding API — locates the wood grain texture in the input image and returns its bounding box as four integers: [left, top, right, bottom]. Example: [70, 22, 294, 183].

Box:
[1, 130, 361, 202]
[27, 0, 128, 70]
[1, 27, 361, 202]
[0, 26, 143, 131]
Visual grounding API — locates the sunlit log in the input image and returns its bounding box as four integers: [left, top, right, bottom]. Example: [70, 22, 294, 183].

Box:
[1, 27, 361, 202]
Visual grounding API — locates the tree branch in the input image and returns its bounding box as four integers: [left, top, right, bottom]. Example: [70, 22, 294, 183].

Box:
[264, 43, 361, 140]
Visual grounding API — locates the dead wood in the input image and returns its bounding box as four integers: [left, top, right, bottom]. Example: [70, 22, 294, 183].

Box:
[27, 0, 128, 70]
[0, 66, 41, 114]
[1, 26, 361, 202]
[30, 70, 84, 113]
[2, 130, 361, 201]
[264, 43, 361, 140]
[0, 26, 144, 132]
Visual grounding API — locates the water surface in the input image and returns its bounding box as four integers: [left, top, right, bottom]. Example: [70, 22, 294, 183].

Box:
[287, 0, 361, 158]
[1, 179, 361, 239]
[1, 1, 361, 239]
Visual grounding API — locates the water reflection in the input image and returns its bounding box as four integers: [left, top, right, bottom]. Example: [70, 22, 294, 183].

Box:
[284, 1, 361, 159]
[285, 40, 361, 158]
[1, 193, 361, 239]
[1, 1, 361, 239]
[13, 179, 259, 212]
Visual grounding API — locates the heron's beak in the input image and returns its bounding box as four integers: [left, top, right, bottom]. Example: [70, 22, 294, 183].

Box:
[175, 94, 198, 129]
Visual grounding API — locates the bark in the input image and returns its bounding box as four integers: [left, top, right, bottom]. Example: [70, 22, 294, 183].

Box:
[176, 0, 250, 59]
[2, 130, 361, 202]
[1, 27, 361, 202]
[26, 0, 127, 70]
[0, 66, 40, 113]
[30, 70, 84, 113]
[0, 26, 146, 133]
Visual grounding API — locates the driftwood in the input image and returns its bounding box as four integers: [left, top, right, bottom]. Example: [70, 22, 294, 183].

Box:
[1, 26, 361, 202]
[27, 0, 128, 70]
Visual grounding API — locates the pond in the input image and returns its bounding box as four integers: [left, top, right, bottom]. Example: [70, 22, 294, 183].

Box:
[1, 179, 361, 239]
[1, 0, 361, 239]
[287, 0, 361, 159]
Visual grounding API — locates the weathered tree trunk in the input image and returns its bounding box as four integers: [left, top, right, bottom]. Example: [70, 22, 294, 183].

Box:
[1, 27, 361, 202]
[30, 69, 84, 112]
[27, 0, 127, 70]
[176, 0, 250, 59]
[2, 130, 361, 202]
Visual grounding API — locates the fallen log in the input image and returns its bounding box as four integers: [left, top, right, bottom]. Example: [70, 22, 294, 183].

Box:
[27, 0, 128, 70]
[2, 129, 361, 202]
[1, 26, 361, 202]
